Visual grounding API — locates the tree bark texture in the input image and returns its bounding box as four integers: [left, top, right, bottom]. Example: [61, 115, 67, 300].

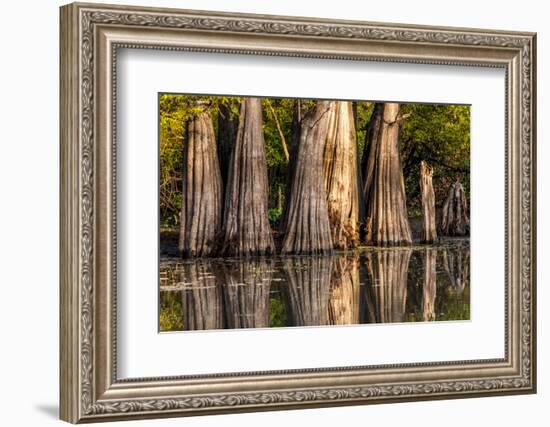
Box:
[222, 98, 275, 256]
[443, 245, 469, 293]
[440, 180, 470, 236]
[216, 260, 273, 329]
[362, 103, 412, 246]
[282, 256, 333, 326]
[323, 101, 360, 249]
[282, 101, 333, 255]
[364, 249, 412, 323]
[178, 112, 223, 257]
[422, 248, 437, 321]
[420, 160, 438, 243]
[180, 261, 224, 330]
[328, 254, 360, 325]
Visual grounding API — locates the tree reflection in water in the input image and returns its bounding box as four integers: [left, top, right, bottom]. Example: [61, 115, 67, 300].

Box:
[282, 256, 333, 327]
[328, 254, 360, 325]
[160, 241, 470, 331]
[180, 261, 224, 331]
[215, 259, 273, 329]
[363, 249, 412, 324]
[422, 248, 437, 321]
[443, 243, 470, 293]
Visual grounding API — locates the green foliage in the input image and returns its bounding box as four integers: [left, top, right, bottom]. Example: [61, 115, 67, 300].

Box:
[400, 103, 470, 215]
[262, 98, 294, 168]
[268, 207, 283, 222]
[355, 101, 375, 154]
[159, 94, 242, 226]
[269, 291, 289, 327]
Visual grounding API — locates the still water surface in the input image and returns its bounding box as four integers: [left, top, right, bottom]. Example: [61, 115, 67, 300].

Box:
[159, 240, 469, 332]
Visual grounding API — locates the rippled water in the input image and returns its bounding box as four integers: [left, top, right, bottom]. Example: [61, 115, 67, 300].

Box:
[159, 240, 470, 332]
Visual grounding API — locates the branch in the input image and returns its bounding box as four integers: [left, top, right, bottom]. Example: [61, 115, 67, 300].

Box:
[382, 111, 413, 125]
[266, 99, 290, 162]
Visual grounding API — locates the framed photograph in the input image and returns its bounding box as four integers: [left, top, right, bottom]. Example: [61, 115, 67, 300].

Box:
[60, 2, 536, 423]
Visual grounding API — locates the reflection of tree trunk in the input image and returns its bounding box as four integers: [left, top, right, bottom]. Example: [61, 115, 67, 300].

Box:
[323, 101, 360, 249]
[282, 256, 333, 326]
[422, 248, 437, 321]
[222, 98, 275, 256]
[180, 261, 224, 330]
[420, 161, 437, 243]
[215, 260, 273, 329]
[179, 112, 223, 257]
[362, 103, 412, 245]
[442, 246, 469, 292]
[328, 254, 360, 325]
[440, 181, 470, 236]
[364, 249, 412, 323]
[282, 101, 333, 255]
[217, 102, 238, 190]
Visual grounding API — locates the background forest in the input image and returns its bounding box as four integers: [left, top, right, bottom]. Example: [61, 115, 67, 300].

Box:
[159, 94, 470, 238]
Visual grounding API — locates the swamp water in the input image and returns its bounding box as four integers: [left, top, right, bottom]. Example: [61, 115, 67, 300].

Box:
[159, 240, 469, 332]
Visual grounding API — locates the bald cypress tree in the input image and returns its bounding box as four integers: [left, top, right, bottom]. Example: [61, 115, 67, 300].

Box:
[178, 111, 223, 257]
[420, 160, 438, 243]
[362, 103, 412, 246]
[222, 98, 275, 256]
[282, 101, 333, 255]
[323, 101, 360, 249]
[440, 180, 470, 236]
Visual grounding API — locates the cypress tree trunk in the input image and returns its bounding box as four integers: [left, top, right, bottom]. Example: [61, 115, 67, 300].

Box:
[364, 249, 412, 323]
[422, 248, 437, 321]
[323, 101, 360, 249]
[178, 111, 223, 257]
[282, 256, 333, 327]
[222, 98, 275, 256]
[180, 261, 224, 330]
[420, 160, 438, 243]
[443, 245, 469, 292]
[328, 254, 360, 325]
[216, 260, 273, 329]
[440, 180, 470, 236]
[282, 101, 333, 255]
[362, 103, 412, 246]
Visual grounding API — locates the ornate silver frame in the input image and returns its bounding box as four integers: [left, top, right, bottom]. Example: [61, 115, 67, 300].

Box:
[60, 2, 536, 423]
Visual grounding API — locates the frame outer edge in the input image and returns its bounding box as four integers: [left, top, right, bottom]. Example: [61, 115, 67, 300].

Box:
[529, 33, 537, 393]
[60, 3, 81, 424]
[60, 2, 537, 422]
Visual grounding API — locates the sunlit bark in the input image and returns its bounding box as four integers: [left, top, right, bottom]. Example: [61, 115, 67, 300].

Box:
[323, 101, 360, 249]
[420, 160, 438, 243]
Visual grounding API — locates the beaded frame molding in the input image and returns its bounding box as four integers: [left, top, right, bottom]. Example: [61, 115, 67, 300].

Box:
[60, 2, 536, 423]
